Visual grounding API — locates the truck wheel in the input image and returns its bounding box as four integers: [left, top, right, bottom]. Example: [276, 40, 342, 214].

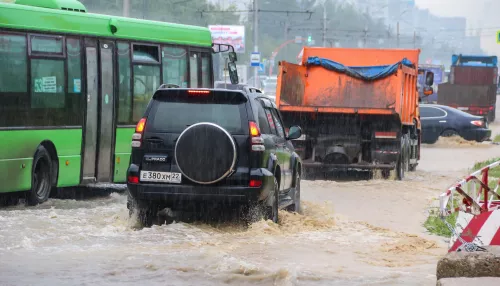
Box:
[408, 133, 417, 172]
[381, 170, 391, 179]
[26, 146, 52, 206]
[396, 137, 405, 181]
[403, 134, 410, 172]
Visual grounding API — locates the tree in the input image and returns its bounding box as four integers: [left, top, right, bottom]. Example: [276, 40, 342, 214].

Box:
[80, 0, 239, 27]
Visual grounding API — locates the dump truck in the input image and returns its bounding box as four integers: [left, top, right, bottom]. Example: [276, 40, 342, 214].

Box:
[438, 55, 498, 122]
[276, 47, 433, 180]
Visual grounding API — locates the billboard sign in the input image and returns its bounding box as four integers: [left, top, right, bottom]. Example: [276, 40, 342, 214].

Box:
[209, 25, 245, 53]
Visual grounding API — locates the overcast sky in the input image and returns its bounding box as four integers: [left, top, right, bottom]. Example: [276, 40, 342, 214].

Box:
[415, 0, 500, 56]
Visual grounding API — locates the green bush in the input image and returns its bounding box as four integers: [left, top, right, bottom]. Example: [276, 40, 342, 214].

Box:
[424, 209, 457, 237]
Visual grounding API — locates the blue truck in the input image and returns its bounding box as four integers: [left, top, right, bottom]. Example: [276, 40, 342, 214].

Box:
[418, 64, 445, 104]
[438, 55, 498, 122]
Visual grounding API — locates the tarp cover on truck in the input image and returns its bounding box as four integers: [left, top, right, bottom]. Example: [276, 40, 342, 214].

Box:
[452, 55, 498, 67]
[306, 56, 413, 81]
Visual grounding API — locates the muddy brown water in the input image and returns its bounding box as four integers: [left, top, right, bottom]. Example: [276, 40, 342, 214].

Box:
[1, 102, 500, 286]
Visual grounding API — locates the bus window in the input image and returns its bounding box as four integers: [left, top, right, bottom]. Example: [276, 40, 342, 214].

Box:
[30, 59, 65, 109]
[0, 34, 28, 127]
[66, 38, 83, 124]
[0, 34, 27, 93]
[201, 53, 210, 88]
[133, 65, 160, 122]
[117, 42, 132, 125]
[132, 44, 160, 64]
[30, 34, 63, 55]
[189, 52, 199, 88]
[67, 38, 81, 94]
[162, 46, 187, 88]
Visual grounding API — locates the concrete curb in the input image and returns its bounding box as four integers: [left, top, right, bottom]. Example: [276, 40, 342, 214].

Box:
[436, 246, 500, 280]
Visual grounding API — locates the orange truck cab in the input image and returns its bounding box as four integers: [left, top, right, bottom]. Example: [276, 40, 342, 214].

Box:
[276, 47, 433, 180]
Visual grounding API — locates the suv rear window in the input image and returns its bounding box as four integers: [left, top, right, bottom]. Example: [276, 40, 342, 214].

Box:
[149, 90, 248, 134]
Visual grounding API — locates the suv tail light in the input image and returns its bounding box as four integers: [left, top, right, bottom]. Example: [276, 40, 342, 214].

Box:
[471, 120, 485, 127]
[132, 118, 147, 148]
[128, 175, 139, 184]
[249, 121, 265, 152]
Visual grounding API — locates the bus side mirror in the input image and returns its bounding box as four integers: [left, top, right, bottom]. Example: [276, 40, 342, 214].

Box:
[425, 71, 434, 86]
[228, 62, 239, 85]
[228, 51, 237, 63]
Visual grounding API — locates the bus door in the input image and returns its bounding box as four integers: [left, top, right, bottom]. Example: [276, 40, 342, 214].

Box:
[82, 39, 116, 183]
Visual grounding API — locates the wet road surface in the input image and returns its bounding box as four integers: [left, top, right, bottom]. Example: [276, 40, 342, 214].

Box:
[1, 103, 500, 286]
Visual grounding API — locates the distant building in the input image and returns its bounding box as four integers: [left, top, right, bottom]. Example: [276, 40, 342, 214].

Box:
[351, 0, 390, 25]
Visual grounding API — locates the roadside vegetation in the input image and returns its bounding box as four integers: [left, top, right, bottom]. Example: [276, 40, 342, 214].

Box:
[472, 157, 500, 178]
[424, 210, 457, 237]
[424, 157, 500, 237]
[493, 134, 500, 143]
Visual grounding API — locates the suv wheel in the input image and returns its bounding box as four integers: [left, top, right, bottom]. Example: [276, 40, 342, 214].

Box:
[264, 177, 279, 223]
[288, 172, 301, 213]
[128, 194, 157, 227]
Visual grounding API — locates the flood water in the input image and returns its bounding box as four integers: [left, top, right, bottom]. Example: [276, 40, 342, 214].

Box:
[1, 105, 499, 286]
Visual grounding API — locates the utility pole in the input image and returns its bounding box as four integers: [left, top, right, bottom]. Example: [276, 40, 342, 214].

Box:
[284, 20, 289, 60]
[322, 3, 326, 47]
[142, 0, 148, 19]
[396, 21, 400, 48]
[253, 0, 259, 87]
[123, 0, 130, 17]
[363, 26, 368, 47]
[413, 30, 416, 48]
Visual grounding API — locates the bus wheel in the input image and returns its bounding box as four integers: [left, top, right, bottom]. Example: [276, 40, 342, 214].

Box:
[26, 146, 52, 206]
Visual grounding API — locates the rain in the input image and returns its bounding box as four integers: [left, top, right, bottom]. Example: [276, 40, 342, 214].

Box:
[0, 0, 500, 285]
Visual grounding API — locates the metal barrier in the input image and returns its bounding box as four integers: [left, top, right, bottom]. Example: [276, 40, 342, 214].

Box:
[439, 160, 500, 252]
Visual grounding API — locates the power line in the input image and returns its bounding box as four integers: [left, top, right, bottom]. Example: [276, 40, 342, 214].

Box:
[198, 9, 314, 19]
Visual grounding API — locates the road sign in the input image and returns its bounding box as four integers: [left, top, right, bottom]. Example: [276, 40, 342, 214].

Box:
[497, 31, 500, 43]
[295, 36, 302, 44]
[258, 63, 265, 73]
[250, 52, 260, 67]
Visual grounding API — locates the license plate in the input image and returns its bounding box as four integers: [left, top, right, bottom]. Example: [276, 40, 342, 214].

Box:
[140, 171, 182, 183]
[458, 107, 469, 111]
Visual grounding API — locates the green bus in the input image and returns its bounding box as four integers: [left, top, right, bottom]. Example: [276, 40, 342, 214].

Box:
[0, 0, 217, 205]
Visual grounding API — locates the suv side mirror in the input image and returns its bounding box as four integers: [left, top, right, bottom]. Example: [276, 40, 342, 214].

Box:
[228, 62, 239, 84]
[425, 71, 434, 86]
[287, 126, 302, 140]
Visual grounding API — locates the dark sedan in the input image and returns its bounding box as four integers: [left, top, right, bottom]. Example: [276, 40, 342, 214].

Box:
[420, 104, 491, 144]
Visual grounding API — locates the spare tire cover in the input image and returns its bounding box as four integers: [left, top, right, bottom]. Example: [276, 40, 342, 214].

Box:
[175, 122, 237, 184]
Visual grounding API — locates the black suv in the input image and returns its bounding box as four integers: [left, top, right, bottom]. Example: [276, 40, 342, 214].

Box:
[126, 87, 303, 227]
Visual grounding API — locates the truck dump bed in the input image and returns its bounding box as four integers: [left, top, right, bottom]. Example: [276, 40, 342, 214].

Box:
[276, 47, 420, 125]
[437, 83, 497, 106]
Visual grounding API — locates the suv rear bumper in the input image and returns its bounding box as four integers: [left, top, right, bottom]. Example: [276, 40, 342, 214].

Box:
[127, 167, 275, 204]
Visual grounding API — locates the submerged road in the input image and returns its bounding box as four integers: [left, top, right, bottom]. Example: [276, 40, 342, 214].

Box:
[1, 100, 499, 286]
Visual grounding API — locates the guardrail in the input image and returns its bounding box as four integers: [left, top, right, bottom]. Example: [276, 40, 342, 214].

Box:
[439, 160, 500, 252]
